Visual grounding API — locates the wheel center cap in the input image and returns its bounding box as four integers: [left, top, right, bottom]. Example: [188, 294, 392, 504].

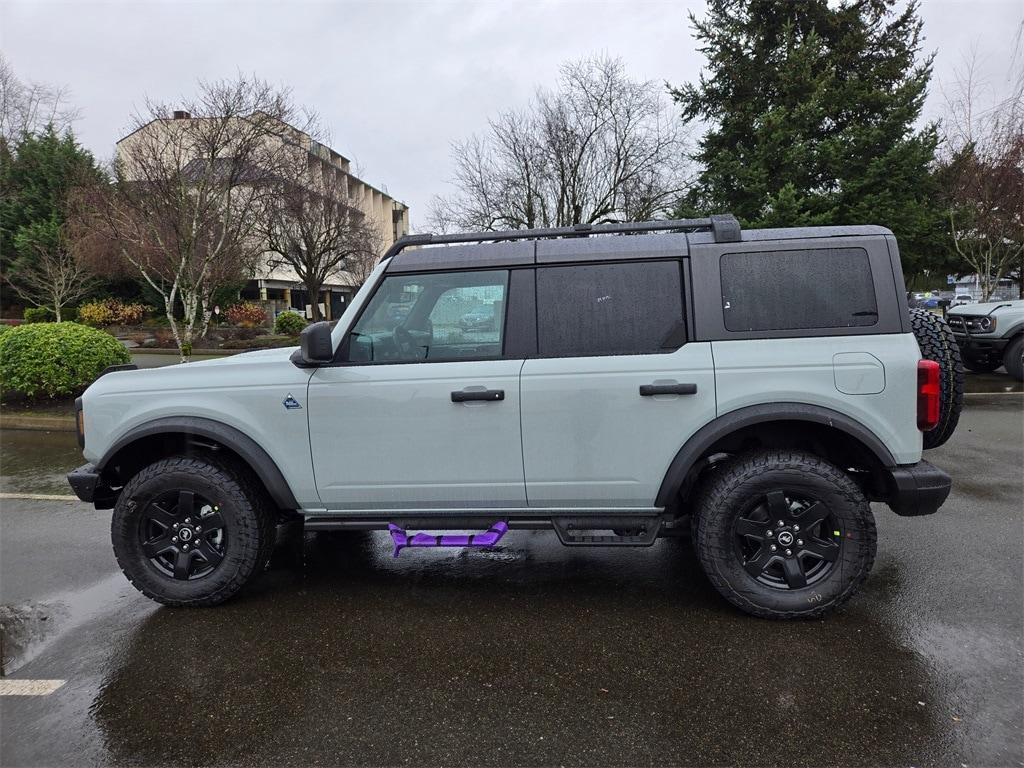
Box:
[777, 530, 794, 547]
[178, 527, 194, 542]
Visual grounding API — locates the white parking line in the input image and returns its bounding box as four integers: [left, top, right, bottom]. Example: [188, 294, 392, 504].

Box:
[0, 493, 80, 502]
[0, 679, 66, 696]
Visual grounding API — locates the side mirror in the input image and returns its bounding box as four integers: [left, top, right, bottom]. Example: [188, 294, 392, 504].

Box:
[299, 321, 334, 365]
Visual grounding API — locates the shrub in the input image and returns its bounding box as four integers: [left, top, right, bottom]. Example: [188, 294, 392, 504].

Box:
[78, 299, 147, 327]
[0, 322, 131, 398]
[225, 302, 267, 327]
[274, 311, 307, 336]
[23, 307, 52, 323]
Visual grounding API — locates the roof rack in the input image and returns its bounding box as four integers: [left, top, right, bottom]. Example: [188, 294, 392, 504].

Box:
[382, 214, 741, 261]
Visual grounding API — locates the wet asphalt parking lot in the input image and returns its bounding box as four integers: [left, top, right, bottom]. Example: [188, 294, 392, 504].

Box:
[0, 391, 1021, 767]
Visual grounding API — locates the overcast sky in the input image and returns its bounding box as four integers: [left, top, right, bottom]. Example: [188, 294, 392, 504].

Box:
[2, 0, 1021, 231]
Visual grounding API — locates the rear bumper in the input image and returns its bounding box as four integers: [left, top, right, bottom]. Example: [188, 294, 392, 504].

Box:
[885, 460, 952, 517]
[67, 463, 117, 509]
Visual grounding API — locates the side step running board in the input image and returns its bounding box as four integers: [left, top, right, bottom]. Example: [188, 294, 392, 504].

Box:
[388, 521, 508, 557]
[551, 517, 661, 547]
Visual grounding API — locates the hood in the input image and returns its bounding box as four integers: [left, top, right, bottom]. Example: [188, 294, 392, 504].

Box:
[948, 299, 1024, 317]
[180, 345, 299, 368]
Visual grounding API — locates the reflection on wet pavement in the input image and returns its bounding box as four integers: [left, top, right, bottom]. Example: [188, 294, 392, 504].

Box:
[0, 429, 82, 495]
[87, 532, 949, 768]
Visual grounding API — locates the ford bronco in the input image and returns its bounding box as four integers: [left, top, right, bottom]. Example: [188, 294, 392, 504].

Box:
[947, 299, 1024, 381]
[68, 215, 962, 619]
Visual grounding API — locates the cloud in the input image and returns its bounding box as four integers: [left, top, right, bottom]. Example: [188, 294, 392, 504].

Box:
[1, 0, 1019, 231]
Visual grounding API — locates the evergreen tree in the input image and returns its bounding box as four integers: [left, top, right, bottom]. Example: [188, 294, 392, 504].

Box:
[0, 125, 105, 282]
[673, 0, 948, 276]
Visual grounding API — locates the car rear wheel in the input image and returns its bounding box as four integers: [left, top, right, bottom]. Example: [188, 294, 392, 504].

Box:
[909, 308, 964, 448]
[692, 450, 876, 620]
[1003, 336, 1024, 381]
[111, 455, 276, 606]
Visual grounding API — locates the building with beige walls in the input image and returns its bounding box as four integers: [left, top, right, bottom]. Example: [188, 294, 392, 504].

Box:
[115, 111, 410, 321]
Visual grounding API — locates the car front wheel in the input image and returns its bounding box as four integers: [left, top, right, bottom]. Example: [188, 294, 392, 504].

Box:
[1003, 336, 1024, 381]
[111, 455, 275, 607]
[693, 449, 876, 619]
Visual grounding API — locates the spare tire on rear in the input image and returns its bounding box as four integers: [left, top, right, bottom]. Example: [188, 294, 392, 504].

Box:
[909, 308, 963, 449]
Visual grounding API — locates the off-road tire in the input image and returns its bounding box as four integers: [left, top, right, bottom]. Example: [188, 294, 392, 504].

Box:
[111, 455, 276, 607]
[1002, 335, 1024, 381]
[962, 356, 1002, 373]
[909, 308, 963, 448]
[693, 450, 877, 620]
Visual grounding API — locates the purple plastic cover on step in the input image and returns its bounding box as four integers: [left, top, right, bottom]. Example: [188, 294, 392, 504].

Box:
[388, 521, 508, 557]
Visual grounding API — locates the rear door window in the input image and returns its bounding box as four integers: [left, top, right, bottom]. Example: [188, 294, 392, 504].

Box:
[535, 261, 684, 357]
[720, 248, 878, 332]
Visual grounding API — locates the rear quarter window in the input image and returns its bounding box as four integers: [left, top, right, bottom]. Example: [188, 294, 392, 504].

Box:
[720, 248, 878, 332]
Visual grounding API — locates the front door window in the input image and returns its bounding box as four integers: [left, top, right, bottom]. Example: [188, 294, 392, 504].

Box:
[347, 270, 508, 363]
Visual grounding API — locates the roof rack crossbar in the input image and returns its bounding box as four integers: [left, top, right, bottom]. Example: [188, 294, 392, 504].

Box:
[382, 214, 741, 261]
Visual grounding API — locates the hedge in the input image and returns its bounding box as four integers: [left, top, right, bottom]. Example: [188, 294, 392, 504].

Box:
[23, 307, 52, 323]
[0, 322, 131, 398]
[78, 299, 147, 327]
[274, 311, 308, 336]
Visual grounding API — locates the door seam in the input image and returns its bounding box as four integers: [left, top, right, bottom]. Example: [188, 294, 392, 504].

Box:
[518, 358, 530, 507]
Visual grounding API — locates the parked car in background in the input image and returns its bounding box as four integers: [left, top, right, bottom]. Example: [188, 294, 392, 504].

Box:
[947, 299, 1024, 380]
[458, 304, 497, 331]
[952, 294, 974, 306]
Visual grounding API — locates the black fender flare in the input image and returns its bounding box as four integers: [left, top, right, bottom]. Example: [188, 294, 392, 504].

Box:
[654, 403, 898, 507]
[97, 416, 299, 510]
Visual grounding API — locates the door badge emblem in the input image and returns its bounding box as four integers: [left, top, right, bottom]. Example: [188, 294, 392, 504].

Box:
[283, 394, 302, 410]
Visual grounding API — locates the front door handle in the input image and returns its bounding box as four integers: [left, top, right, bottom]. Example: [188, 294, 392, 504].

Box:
[639, 383, 698, 396]
[451, 389, 505, 403]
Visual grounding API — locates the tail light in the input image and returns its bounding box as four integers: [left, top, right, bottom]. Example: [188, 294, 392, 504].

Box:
[917, 360, 940, 431]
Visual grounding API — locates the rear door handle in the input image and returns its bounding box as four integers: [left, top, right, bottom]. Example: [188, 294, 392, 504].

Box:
[451, 389, 505, 403]
[639, 383, 698, 396]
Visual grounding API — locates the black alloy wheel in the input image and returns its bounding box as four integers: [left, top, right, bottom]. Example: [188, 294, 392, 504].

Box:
[733, 490, 840, 590]
[111, 455, 275, 607]
[693, 449, 876, 619]
[137, 489, 227, 580]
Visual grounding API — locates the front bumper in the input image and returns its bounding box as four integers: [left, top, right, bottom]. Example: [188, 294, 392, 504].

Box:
[885, 460, 952, 517]
[951, 331, 1009, 359]
[67, 463, 118, 509]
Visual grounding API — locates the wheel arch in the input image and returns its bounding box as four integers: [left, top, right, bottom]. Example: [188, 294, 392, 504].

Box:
[655, 403, 898, 508]
[96, 416, 299, 511]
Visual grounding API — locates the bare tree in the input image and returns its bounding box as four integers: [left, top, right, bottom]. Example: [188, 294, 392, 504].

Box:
[0, 54, 80, 141]
[429, 54, 689, 231]
[939, 47, 1024, 300]
[7, 221, 95, 321]
[344, 232, 384, 288]
[81, 75, 311, 359]
[256, 157, 382, 321]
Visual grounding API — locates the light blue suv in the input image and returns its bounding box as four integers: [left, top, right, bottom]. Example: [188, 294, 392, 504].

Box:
[68, 215, 961, 618]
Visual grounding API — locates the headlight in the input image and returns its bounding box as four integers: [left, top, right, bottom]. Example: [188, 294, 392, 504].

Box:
[977, 316, 995, 332]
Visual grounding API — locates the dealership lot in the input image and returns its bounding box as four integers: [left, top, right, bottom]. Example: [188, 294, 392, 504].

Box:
[1, 393, 1021, 767]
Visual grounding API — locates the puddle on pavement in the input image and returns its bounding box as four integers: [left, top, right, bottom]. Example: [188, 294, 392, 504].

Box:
[0, 573, 134, 676]
[83, 531, 955, 768]
[0, 428, 83, 495]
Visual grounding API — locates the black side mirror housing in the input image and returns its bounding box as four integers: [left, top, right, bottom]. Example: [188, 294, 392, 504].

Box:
[297, 321, 334, 365]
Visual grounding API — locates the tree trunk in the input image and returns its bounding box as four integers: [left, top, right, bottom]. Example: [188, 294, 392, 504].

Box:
[305, 276, 324, 322]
